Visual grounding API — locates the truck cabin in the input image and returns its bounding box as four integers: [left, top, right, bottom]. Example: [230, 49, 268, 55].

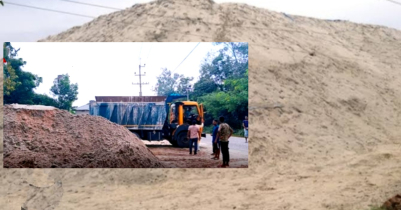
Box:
[170, 102, 201, 125]
[184, 105, 199, 124]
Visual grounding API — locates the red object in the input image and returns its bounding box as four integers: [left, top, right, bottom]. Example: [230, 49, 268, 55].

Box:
[3, 58, 6, 63]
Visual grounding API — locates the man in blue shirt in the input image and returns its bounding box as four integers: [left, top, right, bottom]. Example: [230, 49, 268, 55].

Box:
[243, 116, 248, 143]
[211, 119, 220, 160]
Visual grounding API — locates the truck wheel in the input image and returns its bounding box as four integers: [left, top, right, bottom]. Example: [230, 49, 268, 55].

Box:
[176, 131, 190, 148]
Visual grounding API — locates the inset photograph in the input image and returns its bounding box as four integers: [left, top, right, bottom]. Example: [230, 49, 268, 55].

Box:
[3, 42, 248, 168]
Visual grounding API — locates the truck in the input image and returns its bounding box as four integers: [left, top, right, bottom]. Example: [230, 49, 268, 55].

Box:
[89, 94, 206, 148]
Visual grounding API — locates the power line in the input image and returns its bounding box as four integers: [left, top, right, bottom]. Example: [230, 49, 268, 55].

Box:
[383, 0, 401, 6]
[3, 1, 96, 18]
[60, 0, 123, 11]
[172, 42, 201, 73]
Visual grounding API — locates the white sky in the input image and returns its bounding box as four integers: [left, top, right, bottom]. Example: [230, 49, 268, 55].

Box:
[10, 42, 218, 107]
[0, 0, 400, 43]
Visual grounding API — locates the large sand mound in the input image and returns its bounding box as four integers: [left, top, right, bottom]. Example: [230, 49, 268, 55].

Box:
[3, 105, 164, 168]
[2, 0, 401, 209]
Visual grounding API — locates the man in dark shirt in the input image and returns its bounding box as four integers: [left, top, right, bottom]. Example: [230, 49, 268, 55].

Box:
[243, 116, 248, 143]
[211, 119, 220, 160]
[216, 116, 233, 167]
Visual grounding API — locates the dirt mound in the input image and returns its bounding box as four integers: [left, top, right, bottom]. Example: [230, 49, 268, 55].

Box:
[382, 195, 401, 210]
[3, 105, 164, 168]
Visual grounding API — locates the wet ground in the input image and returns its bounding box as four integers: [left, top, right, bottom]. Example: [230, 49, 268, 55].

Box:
[142, 134, 249, 168]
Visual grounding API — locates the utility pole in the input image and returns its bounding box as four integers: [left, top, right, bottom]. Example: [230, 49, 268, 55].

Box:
[132, 59, 149, 97]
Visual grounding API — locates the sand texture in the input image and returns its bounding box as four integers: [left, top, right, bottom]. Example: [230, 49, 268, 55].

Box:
[2, 0, 401, 209]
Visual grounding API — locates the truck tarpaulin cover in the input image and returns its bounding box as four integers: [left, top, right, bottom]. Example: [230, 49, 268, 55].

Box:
[89, 102, 166, 130]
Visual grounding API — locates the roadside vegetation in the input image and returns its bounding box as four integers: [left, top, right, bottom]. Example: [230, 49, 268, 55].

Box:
[154, 42, 248, 133]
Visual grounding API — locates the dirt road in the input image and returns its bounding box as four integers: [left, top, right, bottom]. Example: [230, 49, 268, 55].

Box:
[142, 134, 248, 168]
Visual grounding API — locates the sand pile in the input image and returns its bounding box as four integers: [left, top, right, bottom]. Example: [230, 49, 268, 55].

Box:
[3, 104, 164, 168]
[1, 0, 401, 209]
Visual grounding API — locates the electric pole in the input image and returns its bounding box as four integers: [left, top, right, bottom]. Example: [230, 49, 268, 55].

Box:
[132, 60, 149, 97]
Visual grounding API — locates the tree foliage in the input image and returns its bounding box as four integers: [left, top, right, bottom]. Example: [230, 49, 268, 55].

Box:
[3, 64, 20, 96]
[50, 74, 79, 111]
[32, 94, 58, 107]
[191, 77, 218, 101]
[4, 43, 21, 96]
[3, 43, 43, 105]
[153, 68, 193, 96]
[200, 42, 248, 85]
[194, 42, 248, 130]
[198, 70, 248, 129]
[3, 43, 78, 110]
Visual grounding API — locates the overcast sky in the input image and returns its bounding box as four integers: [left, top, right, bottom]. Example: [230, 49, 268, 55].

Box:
[10, 42, 219, 107]
[1, 0, 400, 43]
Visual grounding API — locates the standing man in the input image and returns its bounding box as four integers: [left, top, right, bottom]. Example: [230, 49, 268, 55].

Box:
[211, 119, 220, 160]
[216, 116, 233, 167]
[187, 120, 201, 155]
[243, 116, 248, 143]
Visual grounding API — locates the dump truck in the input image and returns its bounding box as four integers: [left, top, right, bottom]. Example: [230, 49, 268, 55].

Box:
[89, 94, 206, 148]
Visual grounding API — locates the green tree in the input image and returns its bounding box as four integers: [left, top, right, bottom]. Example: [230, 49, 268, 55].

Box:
[222, 71, 248, 114]
[176, 76, 193, 95]
[50, 74, 79, 111]
[4, 42, 21, 96]
[154, 68, 176, 96]
[32, 94, 58, 107]
[3, 43, 43, 105]
[3, 64, 20, 96]
[194, 43, 248, 131]
[191, 77, 218, 101]
[153, 68, 193, 96]
[0, 1, 4, 6]
[200, 42, 248, 85]
[214, 42, 248, 65]
[198, 70, 248, 129]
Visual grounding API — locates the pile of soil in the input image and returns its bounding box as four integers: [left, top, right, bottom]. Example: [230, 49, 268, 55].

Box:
[3, 104, 164, 168]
